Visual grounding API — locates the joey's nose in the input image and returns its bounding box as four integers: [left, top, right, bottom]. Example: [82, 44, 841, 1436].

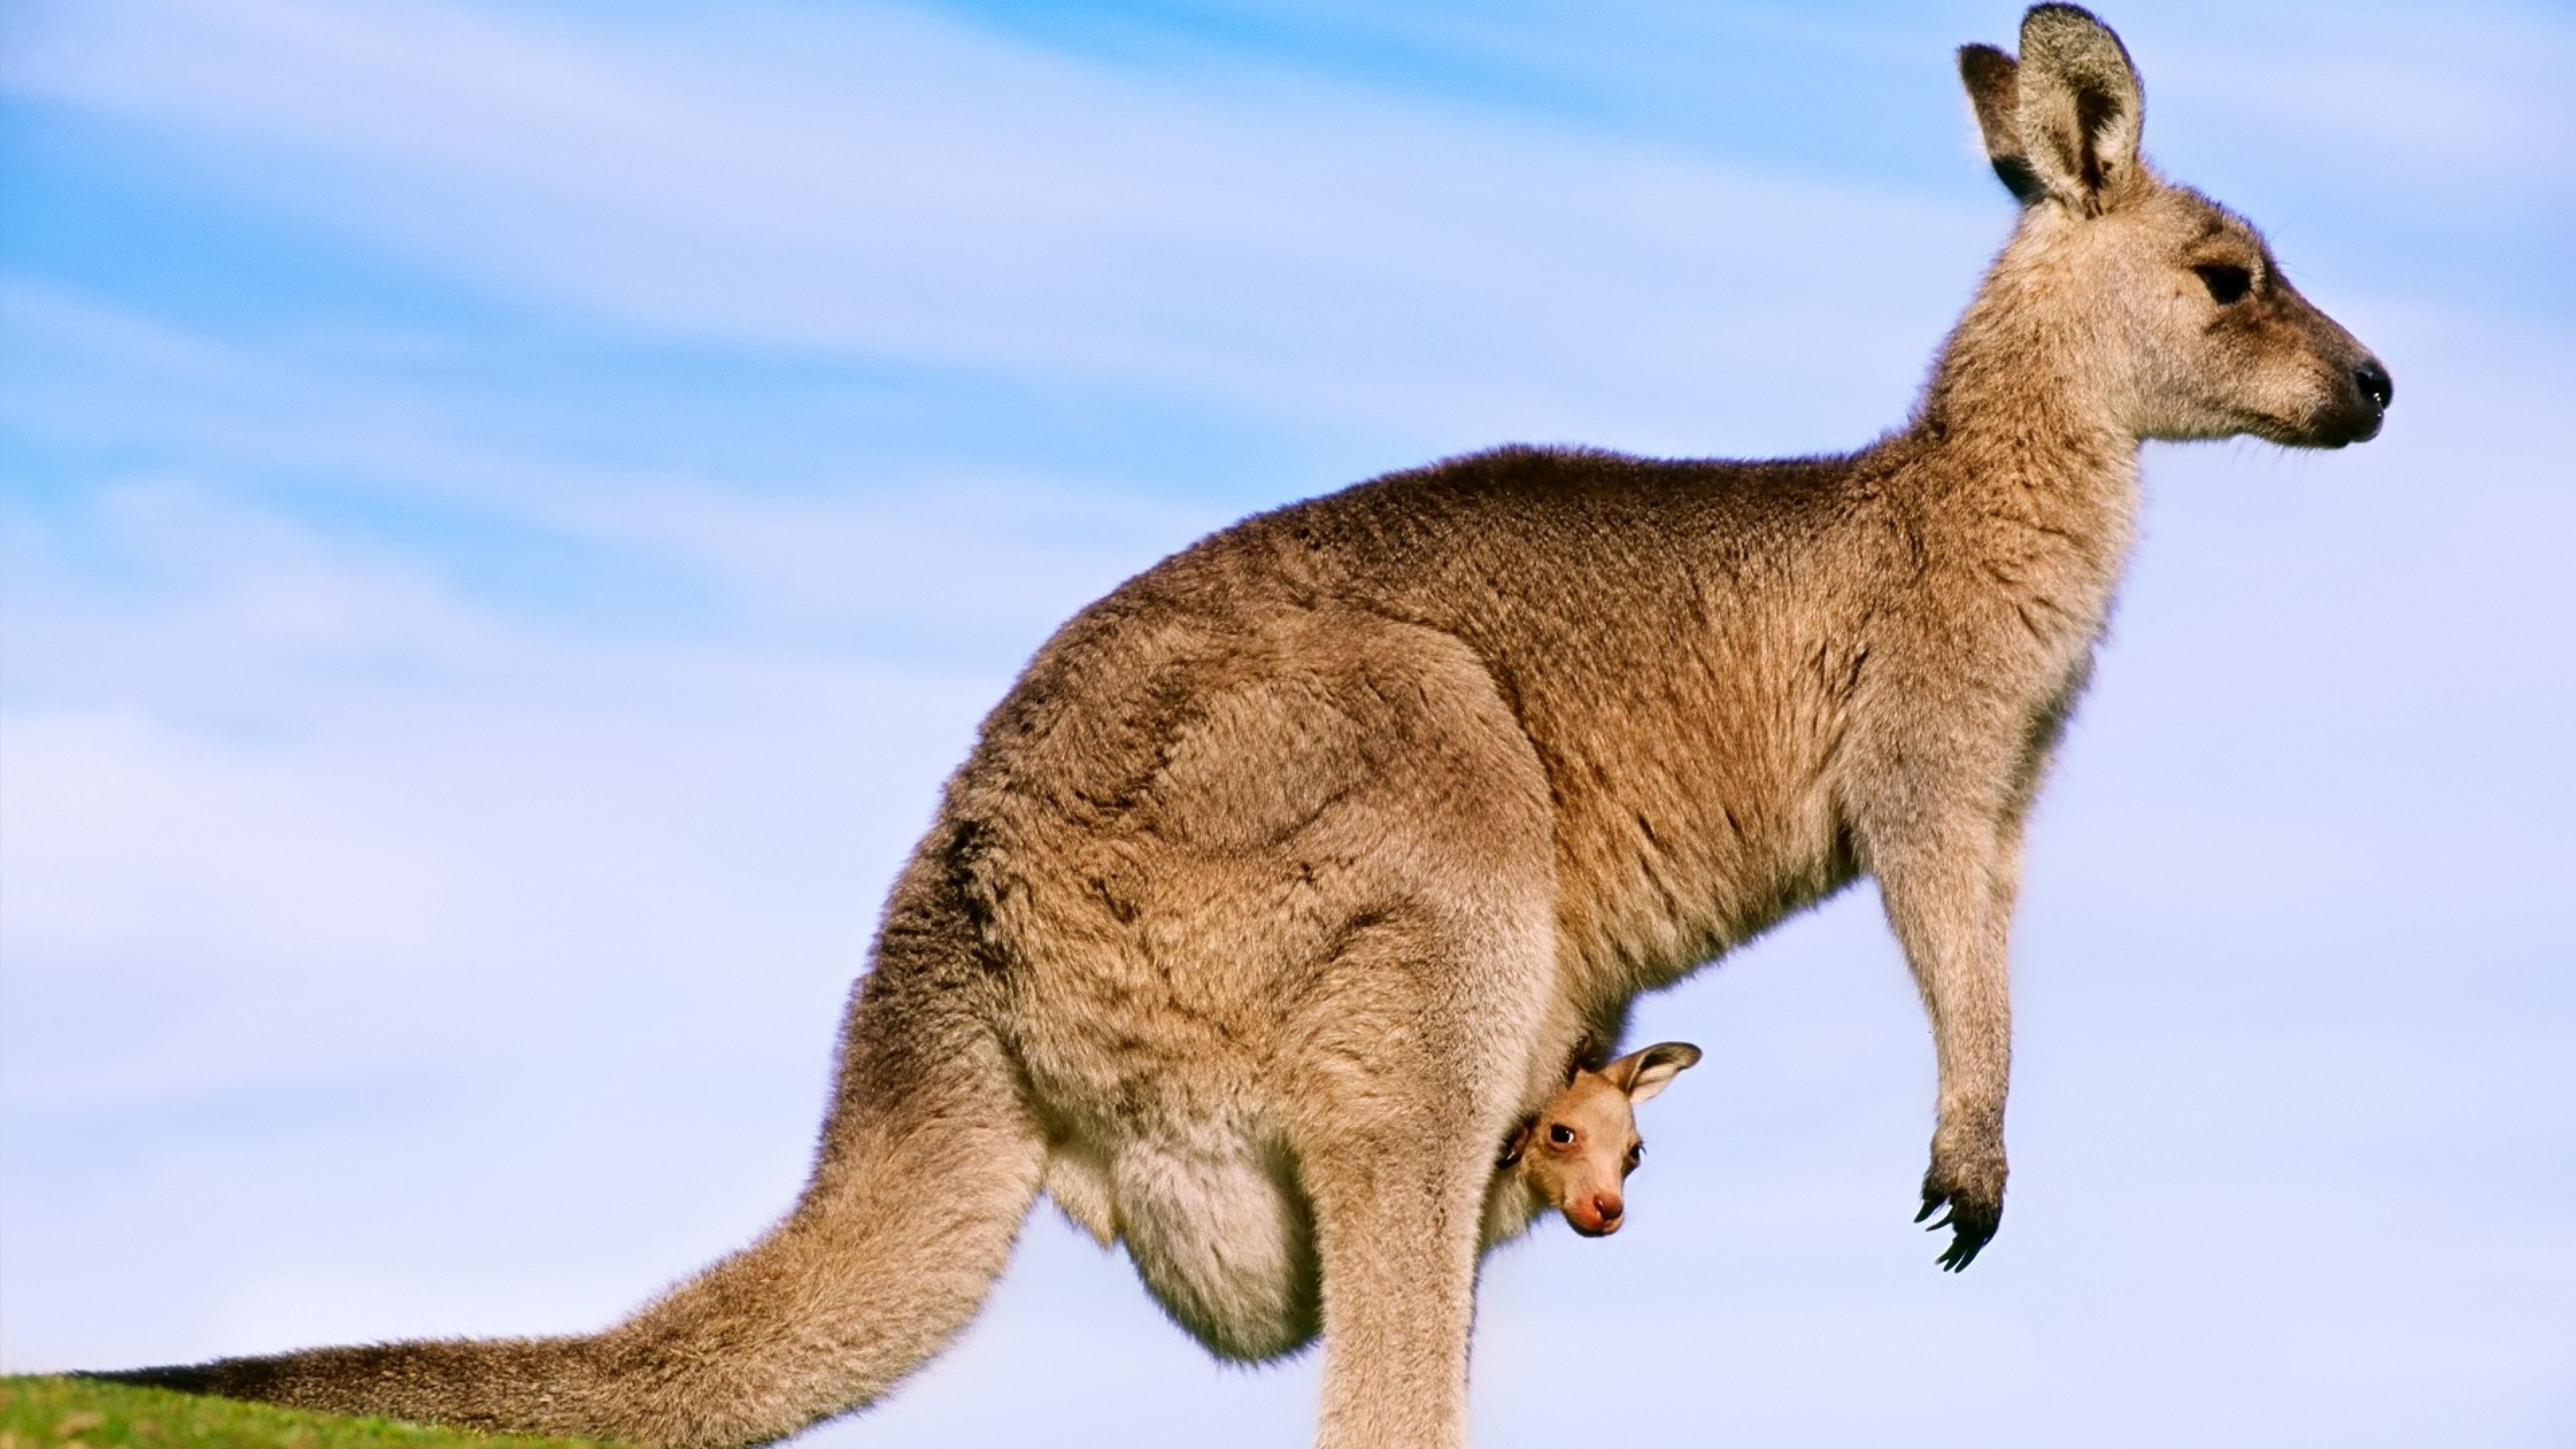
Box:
[2355, 358, 2393, 413]
[1593, 1194, 1622, 1228]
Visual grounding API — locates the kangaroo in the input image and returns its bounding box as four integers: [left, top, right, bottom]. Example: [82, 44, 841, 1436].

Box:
[1488, 1041, 1702, 1242]
[96, 7, 2390, 1448]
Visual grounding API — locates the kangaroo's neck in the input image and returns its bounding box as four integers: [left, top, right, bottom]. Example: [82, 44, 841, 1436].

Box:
[1896, 257, 2146, 582]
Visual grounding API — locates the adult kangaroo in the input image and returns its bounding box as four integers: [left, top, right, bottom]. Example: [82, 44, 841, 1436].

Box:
[102, 7, 2390, 1446]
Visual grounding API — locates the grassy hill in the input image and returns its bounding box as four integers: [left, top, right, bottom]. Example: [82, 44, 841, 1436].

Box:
[0, 1378, 626, 1449]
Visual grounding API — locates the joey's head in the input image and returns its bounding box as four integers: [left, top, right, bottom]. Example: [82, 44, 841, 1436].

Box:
[1944, 5, 2389, 448]
[1502, 1042, 1701, 1238]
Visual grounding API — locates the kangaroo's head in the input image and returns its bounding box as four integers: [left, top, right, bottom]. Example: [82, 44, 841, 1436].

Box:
[1502, 1041, 1702, 1238]
[1944, 5, 2390, 448]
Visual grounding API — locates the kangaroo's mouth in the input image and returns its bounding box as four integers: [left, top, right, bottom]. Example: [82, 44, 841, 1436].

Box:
[2249, 399, 2382, 450]
[2299, 404, 2385, 449]
[2259, 359, 2391, 449]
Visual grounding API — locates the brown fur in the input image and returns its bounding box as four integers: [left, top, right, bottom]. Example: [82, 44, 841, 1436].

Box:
[93, 7, 2388, 1447]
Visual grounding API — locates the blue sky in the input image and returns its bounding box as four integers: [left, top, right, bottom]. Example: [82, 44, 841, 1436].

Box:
[3, 2, 2571, 1445]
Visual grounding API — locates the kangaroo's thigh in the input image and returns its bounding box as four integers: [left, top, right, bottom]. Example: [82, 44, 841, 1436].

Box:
[991, 607, 1566, 1118]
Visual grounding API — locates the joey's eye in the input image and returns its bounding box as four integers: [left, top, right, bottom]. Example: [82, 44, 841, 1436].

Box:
[1625, 1144, 1644, 1169]
[2194, 263, 2253, 305]
[1548, 1123, 1576, 1146]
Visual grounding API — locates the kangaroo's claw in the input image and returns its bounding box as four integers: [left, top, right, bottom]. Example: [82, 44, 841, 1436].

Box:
[1917, 1165, 2002, 1272]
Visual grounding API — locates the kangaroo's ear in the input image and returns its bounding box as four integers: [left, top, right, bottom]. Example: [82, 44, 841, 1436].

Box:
[2010, 4, 2144, 215]
[1607, 1042, 1703, 1104]
[1959, 44, 2041, 205]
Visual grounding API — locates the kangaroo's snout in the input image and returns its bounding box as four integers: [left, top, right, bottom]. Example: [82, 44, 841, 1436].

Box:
[2346, 356, 2395, 441]
[2316, 352, 2393, 447]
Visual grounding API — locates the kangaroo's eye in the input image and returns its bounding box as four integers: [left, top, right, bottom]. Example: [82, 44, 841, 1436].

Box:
[2194, 263, 2253, 305]
[1625, 1144, 1644, 1169]
[1548, 1123, 1576, 1146]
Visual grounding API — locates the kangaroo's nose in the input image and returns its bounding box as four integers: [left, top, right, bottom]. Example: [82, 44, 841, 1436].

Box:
[1593, 1193, 1622, 1227]
[2355, 358, 2393, 412]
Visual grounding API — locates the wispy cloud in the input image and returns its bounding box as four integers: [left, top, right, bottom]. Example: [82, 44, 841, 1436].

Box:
[1, 278, 1230, 657]
[4, 0, 1995, 451]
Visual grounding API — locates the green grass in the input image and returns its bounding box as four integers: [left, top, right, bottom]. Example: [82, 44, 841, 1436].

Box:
[0, 1379, 627, 1449]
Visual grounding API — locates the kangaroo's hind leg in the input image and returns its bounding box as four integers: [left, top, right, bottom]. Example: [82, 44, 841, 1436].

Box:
[1231, 621, 1562, 1449]
[1285, 891, 1556, 1449]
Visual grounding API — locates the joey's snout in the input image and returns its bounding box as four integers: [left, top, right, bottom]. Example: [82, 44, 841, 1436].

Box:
[1567, 1192, 1624, 1237]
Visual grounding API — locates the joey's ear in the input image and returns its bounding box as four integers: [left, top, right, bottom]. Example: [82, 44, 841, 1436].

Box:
[1959, 44, 2041, 205]
[1606, 1042, 1703, 1104]
[2011, 5, 2144, 215]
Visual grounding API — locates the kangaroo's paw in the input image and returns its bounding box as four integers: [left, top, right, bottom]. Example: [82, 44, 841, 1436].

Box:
[1914, 1146, 2005, 1272]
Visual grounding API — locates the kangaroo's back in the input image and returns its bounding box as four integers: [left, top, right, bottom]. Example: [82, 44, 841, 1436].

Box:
[970, 444, 1883, 1007]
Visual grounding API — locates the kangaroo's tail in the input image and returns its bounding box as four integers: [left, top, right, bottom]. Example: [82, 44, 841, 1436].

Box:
[94, 870, 1047, 1448]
